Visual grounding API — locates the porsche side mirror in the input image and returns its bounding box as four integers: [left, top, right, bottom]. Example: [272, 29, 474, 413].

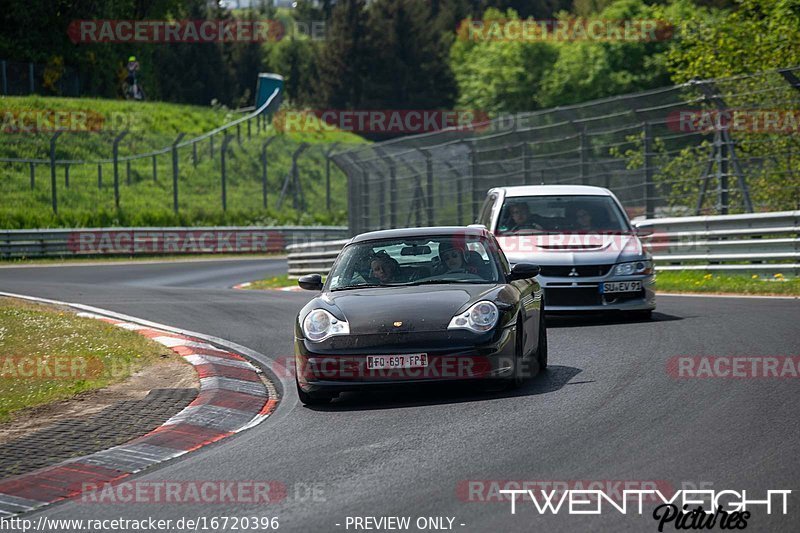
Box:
[298, 273, 323, 291]
[634, 226, 653, 238]
[508, 263, 540, 281]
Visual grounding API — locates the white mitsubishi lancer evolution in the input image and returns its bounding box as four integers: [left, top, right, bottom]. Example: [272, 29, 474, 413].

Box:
[476, 185, 656, 317]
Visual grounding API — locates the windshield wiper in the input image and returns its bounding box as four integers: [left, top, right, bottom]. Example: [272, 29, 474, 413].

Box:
[403, 279, 492, 286]
[330, 283, 384, 291]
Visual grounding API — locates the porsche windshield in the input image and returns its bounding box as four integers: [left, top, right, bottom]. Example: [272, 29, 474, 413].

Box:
[497, 195, 631, 235]
[327, 236, 502, 290]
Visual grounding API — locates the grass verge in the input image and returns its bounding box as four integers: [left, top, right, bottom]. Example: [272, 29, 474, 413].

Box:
[0, 95, 367, 228]
[0, 297, 172, 422]
[242, 274, 294, 290]
[656, 271, 800, 296]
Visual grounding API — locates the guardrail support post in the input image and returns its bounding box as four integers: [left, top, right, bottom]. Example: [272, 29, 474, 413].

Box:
[210, 134, 215, 159]
[643, 121, 655, 219]
[236, 124, 241, 146]
[126, 160, 131, 185]
[172, 133, 185, 213]
[64, 164, 70, 189]
[49, 131, 63, 214]
[152, 155, 157, 182]
[192, 141, 198, 166]
[112, 130, 129, 209]
[97, 164, 102, 189]
[325, 143, 340, 211]
[220, 134, 235, 211]
[29, 162, 35, 190]
[247, 118, 252, 139]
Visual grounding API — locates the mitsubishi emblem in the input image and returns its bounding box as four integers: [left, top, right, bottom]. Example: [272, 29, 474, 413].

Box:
[568, 268, 579, 277]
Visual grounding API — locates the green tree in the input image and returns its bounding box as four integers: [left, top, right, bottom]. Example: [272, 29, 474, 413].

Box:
[450, 8, 558, 113]
[537, 0, 693, 107]
[667, 0, 800, 82]
[362, 0, 456, 110]
[316, 0, 370, 108]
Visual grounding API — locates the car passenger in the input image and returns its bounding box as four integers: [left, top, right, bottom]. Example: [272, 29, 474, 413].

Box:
[566, 205, 595, 231]
[436, 241, 485, 277]
[369, 253, 399, 283]
[507, 202, 544, 231]
[439, 241, 467, 273]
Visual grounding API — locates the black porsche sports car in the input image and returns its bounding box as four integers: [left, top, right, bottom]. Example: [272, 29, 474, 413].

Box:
[293, 226, 547, 405]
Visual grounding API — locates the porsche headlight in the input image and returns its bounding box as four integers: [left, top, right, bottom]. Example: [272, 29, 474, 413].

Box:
[614, 260, 653, 276]
[302, 309, 349, 342]
[448, 301, 499, 333]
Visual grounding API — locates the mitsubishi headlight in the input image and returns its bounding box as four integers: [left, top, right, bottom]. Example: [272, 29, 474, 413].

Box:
[614, 260, 653, 276]
[302, 309, 350, 342]
[448, 301, 499, 333]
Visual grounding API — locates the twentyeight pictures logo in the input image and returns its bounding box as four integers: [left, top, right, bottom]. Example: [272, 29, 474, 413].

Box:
[496, 488, 790, 531]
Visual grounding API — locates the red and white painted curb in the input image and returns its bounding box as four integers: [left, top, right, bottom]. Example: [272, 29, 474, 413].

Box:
[0, 309, 277, 517]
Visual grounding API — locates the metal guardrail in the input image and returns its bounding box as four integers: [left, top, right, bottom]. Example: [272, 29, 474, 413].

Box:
[286, 239, 350, 278]
[0, 226, 347, 259]
[634, 210, 800, 273]
[285, 212, 800, 278]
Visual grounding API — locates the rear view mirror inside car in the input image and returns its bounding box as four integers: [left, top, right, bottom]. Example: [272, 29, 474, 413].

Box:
[400, 245, 431, 256]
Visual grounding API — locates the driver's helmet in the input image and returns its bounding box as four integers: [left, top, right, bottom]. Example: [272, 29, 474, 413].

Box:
[128, 56, 137, 62]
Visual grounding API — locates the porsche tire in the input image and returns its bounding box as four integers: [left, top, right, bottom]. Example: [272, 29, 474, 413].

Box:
[536, 308, 548, 371]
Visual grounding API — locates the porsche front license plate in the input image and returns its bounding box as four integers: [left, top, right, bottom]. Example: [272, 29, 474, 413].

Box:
[366, 354, 428, 370]
[601, 281, 642, 293]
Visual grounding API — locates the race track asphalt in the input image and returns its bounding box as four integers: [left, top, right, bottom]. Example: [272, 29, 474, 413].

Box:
[1, 258, 798, 532]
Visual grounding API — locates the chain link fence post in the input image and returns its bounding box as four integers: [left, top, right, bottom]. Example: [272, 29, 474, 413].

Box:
[49, 131, 63, 214]
[112, 130, 128, 209]
[220, 134, 234, 212]
[261, 136, 277, 210]
[172, 133, 185, 213]
[325, 143, 340, 211]
[643, 121, 655, 219]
